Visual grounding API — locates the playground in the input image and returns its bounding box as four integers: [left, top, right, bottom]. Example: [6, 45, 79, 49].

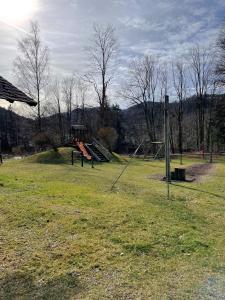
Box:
[0, 150, 225, 299]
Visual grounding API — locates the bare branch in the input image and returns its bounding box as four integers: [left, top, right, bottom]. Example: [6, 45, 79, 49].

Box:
[13, 21, 49, 132]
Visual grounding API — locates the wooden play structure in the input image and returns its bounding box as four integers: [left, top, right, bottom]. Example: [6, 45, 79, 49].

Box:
[152, 141, 164, 160]
[70, 124, 112, 163]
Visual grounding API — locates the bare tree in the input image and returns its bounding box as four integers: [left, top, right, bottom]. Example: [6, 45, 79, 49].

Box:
[216, 22, 225, 84]
[160, 62, 169, 99]
[121, 55, 160, 143]
[51, 78, 64, 143]
[62, 76, 76, 137]
[76, 79, 88, 124]
[172, 61, 187, 164]
[14, 22, 49, 132]
[146, 56, 159, 141]
[159, 63, 169, 140]
[189, 45, 213, 155]
[85, 24, 117, 126]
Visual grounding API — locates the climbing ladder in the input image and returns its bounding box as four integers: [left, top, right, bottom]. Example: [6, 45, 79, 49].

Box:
[85, 143, 109, 162]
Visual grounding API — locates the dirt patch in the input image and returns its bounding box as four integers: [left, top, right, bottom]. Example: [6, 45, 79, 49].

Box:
[149, 163, 215, 183]
[186, 163, 214, 182]
[197, 275, 225, 299]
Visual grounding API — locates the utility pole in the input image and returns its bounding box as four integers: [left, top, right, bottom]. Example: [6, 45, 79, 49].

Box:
[0, 134, 2, 164]
[209, 119, 213, 164]
[164, 95, 171, 199]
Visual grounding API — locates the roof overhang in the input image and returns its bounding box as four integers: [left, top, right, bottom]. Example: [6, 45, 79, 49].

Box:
[0, 76, 37, 106]
[71, 124, 87, 131]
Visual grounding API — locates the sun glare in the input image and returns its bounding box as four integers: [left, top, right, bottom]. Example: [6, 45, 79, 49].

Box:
[0, 0, 37, 25]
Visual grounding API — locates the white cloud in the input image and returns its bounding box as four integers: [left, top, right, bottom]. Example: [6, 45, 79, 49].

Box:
[0, 0, 224, 107]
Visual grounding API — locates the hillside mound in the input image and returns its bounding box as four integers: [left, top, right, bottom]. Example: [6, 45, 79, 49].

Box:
[25, 147, 74, 164]
[111, 152, 128, 163]
[25, 148, 126, 165]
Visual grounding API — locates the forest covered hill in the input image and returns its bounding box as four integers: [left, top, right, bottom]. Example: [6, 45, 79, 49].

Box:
[0, 94, 224, 153]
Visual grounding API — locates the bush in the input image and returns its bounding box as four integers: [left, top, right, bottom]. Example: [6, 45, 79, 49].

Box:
[32, 132, 60, 152]
[98, 127, 118, 152]
[11, 146, 25, 155]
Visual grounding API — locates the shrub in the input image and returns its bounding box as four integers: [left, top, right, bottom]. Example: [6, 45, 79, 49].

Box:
[32, 132, 60, 152]
[11, 146, 25, 155]
[98, 127, 118, 151]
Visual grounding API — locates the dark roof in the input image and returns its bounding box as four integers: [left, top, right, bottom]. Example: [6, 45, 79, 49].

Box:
[0, 76, 37, 106]
[71, 124, 87, 130]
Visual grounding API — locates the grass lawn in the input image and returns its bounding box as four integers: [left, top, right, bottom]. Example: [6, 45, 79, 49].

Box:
[0, 149, 225, 299]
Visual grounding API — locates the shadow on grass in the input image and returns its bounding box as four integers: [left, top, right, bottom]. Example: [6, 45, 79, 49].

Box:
[0, 271, 81, 299]
[172, 183, 225, 200]
[146, 163, 165, 169]
[209, 174, 225, 179]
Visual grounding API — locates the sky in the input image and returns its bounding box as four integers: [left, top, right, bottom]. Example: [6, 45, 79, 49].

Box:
[0, 0, 225, 110]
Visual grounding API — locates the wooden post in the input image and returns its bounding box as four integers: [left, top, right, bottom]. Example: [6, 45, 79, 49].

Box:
[164, 95, 171, 199]
[180, 149, 183, 166]
[209, 120, 213, 164]
[0, 135, 2, 164]
[175, 168, 186, 181]
[71, 151, 74, 165]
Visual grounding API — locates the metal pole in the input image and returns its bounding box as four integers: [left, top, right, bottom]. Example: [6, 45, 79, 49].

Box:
[0, 135, 2, 164]
[153, 143, 163, 160]
[164, 95, 171, 200]
[110, 142, 143, 190]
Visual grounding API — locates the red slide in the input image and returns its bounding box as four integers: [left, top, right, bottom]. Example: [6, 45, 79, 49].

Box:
[76, 142, 92, 160]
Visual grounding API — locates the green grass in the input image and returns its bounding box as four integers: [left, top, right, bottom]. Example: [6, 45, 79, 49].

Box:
[0, 149, 225, 299]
